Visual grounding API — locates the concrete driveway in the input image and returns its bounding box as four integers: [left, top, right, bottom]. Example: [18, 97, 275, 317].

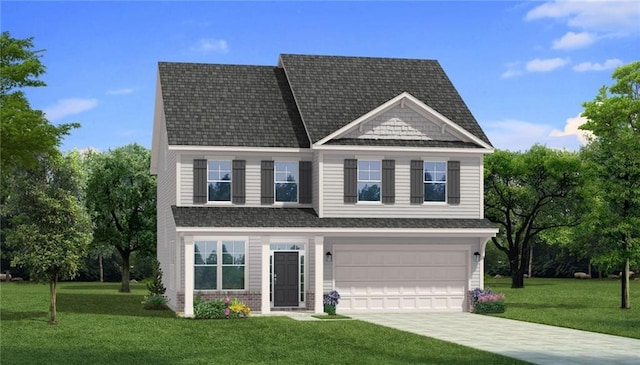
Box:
[349, 313, 640, 365]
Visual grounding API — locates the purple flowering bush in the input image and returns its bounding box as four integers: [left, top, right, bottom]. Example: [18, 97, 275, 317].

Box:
[193, 295, 251, 319]
[323, 290, 341, 315]
[470, 287, 506, 314]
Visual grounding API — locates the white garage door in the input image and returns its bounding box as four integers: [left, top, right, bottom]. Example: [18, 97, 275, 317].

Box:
[335, 245, 468, 312]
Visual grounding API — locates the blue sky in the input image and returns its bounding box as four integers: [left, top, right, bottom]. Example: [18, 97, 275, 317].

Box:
[3, 1, 639, 152]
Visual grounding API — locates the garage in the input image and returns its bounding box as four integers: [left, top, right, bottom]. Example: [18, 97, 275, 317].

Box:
[334, 245, 469, 312]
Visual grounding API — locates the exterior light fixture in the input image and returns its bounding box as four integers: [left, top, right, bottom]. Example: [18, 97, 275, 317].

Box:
[473, 251, 481, 262]
[325, 251, 333, 263]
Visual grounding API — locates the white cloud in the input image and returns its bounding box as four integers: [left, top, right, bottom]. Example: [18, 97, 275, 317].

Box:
[190, 38, 229, 54]
[552, 31, 595, 50]
[525, 1, 640, 35]
[573, 58, 623, 72]
[550, 114, 594, 145]
[107, 88, 134, 95]
[484, 119, 555, 151]
[501, 62, 523, 79]
[44, 98, 98, 122]
[526, 57, 570, 72]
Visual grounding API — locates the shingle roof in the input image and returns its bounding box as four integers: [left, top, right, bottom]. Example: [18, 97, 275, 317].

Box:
[158, 62, 309, 148]
[279, 54, 492, 146]
[172, 206, 497, 230]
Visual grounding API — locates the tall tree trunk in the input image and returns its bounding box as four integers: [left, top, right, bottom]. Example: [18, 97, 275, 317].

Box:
[49, 274, 58, 325]
[509, 251, 525, 288]
[99, 253, 104, 282]
[621, 257, 630, 309]
[528, 245, 533, 278]
[119, 250, 131, 293]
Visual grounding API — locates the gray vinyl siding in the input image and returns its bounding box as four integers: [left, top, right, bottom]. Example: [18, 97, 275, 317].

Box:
[248, 236, 262, 291]
[322, 153, 483, 218]
[156, 129, 179, 309]
[179, 153, 312, 207]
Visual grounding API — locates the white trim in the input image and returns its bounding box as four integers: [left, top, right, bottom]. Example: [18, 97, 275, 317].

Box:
[314, 92, 493, 150]
[177, 226, 498, 237]
[317, 152, 324, 218]
[261, 236, 271, 313]
[479, 159, 485, 218]
[184, 236, 195, 318]
[314, 236, 324, 313]
[313, 145, 493, 154]
[175, 155, 181, 207]
[168, 145, 309, 154]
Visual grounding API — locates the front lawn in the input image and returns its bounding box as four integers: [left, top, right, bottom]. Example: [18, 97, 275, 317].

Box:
[0, 282, 526, 365]
[484, 277, 640, 339]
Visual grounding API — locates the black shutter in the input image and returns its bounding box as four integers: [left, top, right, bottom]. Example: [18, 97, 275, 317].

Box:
[447, 160, 461, 205]
[343, 159, 357, 203]
[261, 160, 274, 205]
[410, 160, 423, 204]
[193, 159, 207, 204]
[232, 160, 245, 204]
[299, 161, 312, 204]
[381, 159, 395, 204]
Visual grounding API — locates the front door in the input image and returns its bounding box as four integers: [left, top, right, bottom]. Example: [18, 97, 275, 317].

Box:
[273, 252, 299, 307]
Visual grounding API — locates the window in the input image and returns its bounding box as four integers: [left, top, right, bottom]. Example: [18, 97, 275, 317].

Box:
[424, 161, 446, 202]
[208, 161, 231, 201]
[358, 160, 381, 202]
[275, 162, 298, 202]
[194, 240, 245, 290]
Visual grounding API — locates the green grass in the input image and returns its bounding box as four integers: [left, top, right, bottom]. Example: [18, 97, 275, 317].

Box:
[484, 277, 640, 338]
[0, 282, 526, 365]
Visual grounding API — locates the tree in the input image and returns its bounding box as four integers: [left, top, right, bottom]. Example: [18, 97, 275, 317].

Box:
[85, 144, 157, 293]
[0, 31, 77, 174]
[5, 152, 93, 324]
[580, 61, 640, 309]
[484, 145, 585, 288]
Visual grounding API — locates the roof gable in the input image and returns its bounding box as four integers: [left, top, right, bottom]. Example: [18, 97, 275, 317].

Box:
[279, 54, 492, 146]
[316, 92, 491, 149]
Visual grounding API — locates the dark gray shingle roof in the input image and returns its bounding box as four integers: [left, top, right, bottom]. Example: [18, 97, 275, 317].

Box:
[158, 62, 309, 148]
[172, 206, 497, 230]
[279, 54, 492, 146]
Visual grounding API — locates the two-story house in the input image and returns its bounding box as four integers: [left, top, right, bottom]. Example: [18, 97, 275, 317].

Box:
[151, 54, 498, 316]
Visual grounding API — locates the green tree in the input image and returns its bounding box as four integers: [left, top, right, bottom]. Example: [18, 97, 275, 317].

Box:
[85, 144, 157, 293]
[0, 31, 77, 174]
[5, 152, 93, 325]
[484, 145, 585, 288]
[580, 61, 640, 309]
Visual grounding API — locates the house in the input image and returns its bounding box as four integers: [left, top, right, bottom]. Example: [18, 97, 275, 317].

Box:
[150, 54, 498, 316]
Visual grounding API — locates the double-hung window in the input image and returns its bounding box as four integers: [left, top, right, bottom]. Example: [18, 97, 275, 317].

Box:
[194, 240, 246, 290]
[275, 162, 298, 203]
[423, 161, 447, 202]
[208, 161, 231, 202]
[358, 160, 381, 202]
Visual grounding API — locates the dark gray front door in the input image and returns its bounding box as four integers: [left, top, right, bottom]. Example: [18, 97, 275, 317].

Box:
[274, 252, 299, 307]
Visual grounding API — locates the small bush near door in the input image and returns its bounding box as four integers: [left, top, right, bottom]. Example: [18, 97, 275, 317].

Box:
[193, 295, 251, 319]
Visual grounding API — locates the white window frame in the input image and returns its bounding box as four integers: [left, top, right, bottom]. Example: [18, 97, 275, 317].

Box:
[194, 238, 247, 291]
[423, 161, 447, 203]
[274, 161, 298, 203]
[357, 160, 381, 203]
[207, 160, 232, 203]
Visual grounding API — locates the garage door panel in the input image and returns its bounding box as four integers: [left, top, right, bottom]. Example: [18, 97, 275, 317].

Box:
[335, 246, 468, 312]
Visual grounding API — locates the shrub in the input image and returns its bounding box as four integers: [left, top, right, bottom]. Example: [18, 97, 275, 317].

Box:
[193, 295, 251, 319]
[142, 294, 169, 310]
[470, 287, 506, 314]
[146, 260, 166, 296]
